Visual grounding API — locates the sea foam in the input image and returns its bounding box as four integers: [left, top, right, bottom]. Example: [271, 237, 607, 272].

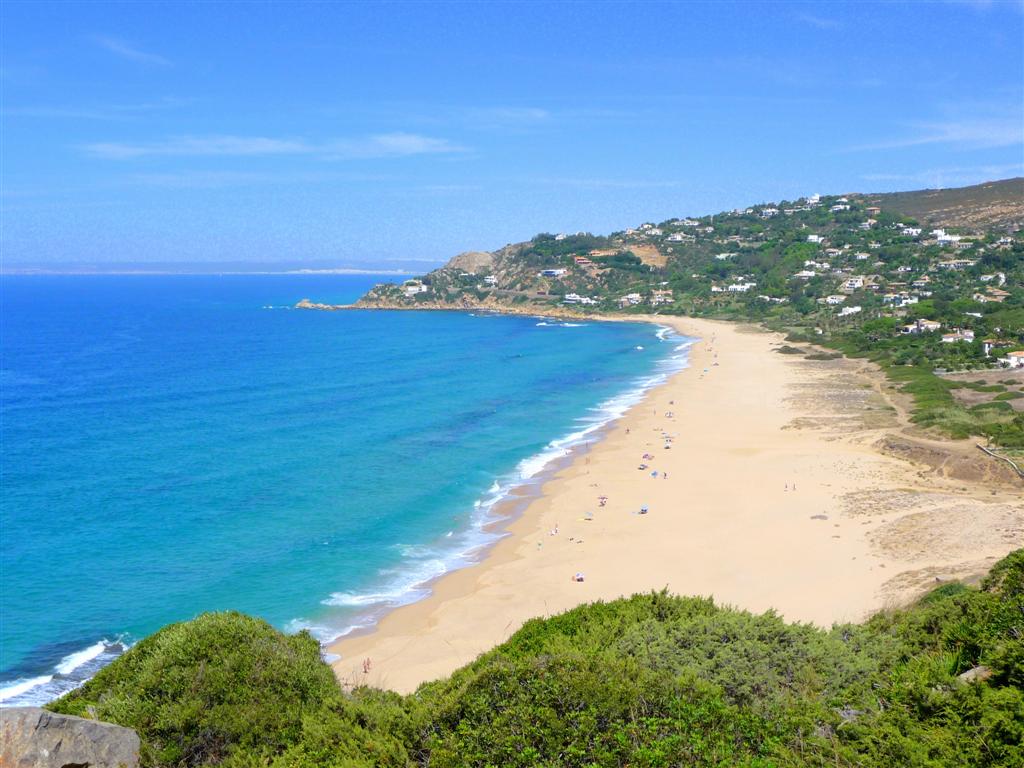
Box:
[0, 639, 128, 707]
[299, 322, 694, 647]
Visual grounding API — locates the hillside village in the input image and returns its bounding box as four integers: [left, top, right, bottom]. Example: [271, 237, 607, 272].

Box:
[347, 179, 1024, 448]
[360, 179, 1022, 362]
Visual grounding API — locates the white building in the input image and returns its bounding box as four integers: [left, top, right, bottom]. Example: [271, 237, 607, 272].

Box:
[402, 280, 430, 297]
[937, 259, 976, 270]
[885, 291, 919, 307]
[650, 289, 674, 306]
[941, 329, 975, 344]
[838, 305, 862, 317]
[998, 351, 1024, 368]
[564, 293, 598, 305]
[902, 319, 941, 334]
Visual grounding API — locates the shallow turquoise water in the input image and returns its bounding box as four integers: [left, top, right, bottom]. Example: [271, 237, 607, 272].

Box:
[0, 274, 690, 703]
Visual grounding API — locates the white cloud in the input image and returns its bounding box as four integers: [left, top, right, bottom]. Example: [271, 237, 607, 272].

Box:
[119, 169, 397, 189]
[94, 36, 171, 66]
[937, 0, 1024, 15]
[3, 98, 190, 121]
[126, 170, 280, 188]
[462, 106, 551, 127]
[848, 117, 1024, 151]
[84, 135, 311, 159]
[327, 132, 466, 159]
[795, 13, 841, 29]
[82, 133, 467, 160]
[861, 162, 1024, 187]
[526, 177, 682, 190]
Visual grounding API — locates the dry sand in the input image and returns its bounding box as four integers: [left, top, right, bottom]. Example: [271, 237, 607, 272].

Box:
[329, 316, 1023, 693]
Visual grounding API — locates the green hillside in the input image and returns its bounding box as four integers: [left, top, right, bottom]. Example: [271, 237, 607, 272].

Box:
[353, 178, 1024, 448]
[50, 550, 1024, 767]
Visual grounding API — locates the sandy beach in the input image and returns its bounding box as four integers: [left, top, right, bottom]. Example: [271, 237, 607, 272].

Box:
[329, 316, 1023, 694]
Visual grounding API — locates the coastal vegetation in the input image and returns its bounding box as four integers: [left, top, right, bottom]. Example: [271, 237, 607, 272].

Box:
[353, 178, 1024, 449]
[50, 550, 1024, 767]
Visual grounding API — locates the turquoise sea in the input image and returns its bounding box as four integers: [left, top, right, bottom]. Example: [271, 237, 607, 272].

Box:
[0, 274, 691, 705]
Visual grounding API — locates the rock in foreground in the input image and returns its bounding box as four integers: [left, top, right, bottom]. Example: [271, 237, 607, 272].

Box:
[0, 707, 139, 768]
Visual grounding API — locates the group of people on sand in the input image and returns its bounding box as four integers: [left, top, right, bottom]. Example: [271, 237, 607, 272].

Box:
[565, 367, 700, 583]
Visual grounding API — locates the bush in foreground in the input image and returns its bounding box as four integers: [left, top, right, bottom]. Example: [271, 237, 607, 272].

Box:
[50, 612, 408, 767]
[51, 550, 1024, 767]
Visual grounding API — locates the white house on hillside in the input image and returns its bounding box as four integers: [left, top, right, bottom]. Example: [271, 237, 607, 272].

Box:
[941, 329, 975, 344]
[998, 351, 1024, 368]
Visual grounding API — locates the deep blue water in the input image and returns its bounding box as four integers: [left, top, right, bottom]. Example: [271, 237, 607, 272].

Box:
[0, 274, 689, 704]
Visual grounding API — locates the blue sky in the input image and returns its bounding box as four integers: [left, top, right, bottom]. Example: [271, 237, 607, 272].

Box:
[2, 1, 1022, 267]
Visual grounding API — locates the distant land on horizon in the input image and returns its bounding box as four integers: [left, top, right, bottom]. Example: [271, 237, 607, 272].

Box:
[0, 259, 441, 276]
[5, 178, 1020, 277]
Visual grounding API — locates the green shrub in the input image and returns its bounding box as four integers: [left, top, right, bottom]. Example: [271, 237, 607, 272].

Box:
[49, 552, 1024, 767]
[49, 612, 408, 767]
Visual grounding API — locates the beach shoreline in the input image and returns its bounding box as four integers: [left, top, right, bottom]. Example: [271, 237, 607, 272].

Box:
[318, 312, 692, 649]
[327, 314, 1023, 694]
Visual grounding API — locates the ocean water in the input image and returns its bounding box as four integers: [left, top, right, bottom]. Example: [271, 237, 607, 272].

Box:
[0, 274, 692, 705]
